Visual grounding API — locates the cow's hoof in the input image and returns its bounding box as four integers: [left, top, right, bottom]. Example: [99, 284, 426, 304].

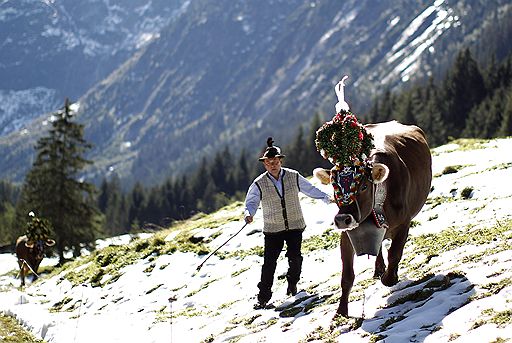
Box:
[381, 271, 398, 286]
[336, 304, 348, 318]
[373, 268, 385, 279]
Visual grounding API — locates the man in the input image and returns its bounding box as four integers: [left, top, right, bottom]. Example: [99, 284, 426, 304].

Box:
[244, 137, 332, 309]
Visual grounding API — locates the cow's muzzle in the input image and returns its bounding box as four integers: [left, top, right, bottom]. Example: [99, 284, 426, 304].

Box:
[334, 214, 358, 230]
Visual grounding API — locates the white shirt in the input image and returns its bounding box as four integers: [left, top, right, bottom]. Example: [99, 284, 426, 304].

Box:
[244, 168, 331, 217]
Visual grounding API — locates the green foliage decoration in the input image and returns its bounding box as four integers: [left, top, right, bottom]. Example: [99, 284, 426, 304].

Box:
[25, 213, 52, 242]
[315, 110, 374, 166]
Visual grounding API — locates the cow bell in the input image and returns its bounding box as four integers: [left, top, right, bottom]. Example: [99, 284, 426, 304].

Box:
[346, 218, 386, 256]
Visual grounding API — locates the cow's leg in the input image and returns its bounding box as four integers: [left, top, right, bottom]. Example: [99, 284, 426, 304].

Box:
[373, 247, 385, 279]
[18, 261, 26, 287]
[32, 261, 41, 282]
[381, 224, 409, 286]
[337, 232, 355, 317]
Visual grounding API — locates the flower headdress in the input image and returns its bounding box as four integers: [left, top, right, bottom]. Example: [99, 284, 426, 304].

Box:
[315, 76, 374, 166]
[315, 76, 375, 206]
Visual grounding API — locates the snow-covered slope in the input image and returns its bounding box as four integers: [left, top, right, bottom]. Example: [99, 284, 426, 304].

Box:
[0, 137, 511, 342]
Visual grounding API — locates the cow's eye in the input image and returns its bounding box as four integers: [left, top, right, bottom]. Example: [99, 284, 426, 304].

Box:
[361, 183, 368, 191]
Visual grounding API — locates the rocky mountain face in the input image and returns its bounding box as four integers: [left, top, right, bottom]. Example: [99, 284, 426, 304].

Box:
[0, 0, 186, 135]
[0, 0, 510, 186]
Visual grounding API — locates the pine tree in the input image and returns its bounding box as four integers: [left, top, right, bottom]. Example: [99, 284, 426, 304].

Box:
[285, 126, 306, 174]
[197, 179, 217, 213]
[0, 201, 15, 246]
[142, 188, 166, 227]
[233, 149, 251, 193]
[191, 157, 209, 201]
[421, 92, 446, 147]
[128, 182, 146, 230]
[463, 90, 504, 138]
[176, 175, 193, 219]
[98, 174, 127, 235]
[485, 54, 500, 91]
[366, 98, 380, 123]
[304, 113, 331, 173]
[442, 48, 486, 138]
[210, 147, 231, 195]
[379, 89, 395, 122]
[160, 179, 177, 223]
[395, 91, 416, 125]
[0, 180, 18, 246]
[498, 87, 512, 137]
[98, 178, 109, 214]
[17, 99, 101, 263]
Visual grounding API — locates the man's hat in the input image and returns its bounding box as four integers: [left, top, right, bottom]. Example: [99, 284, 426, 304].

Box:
[259, 137, 285, 161]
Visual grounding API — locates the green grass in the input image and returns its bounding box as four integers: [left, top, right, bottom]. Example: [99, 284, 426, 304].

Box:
[231, 266, 250, 277]
[424, 195, 455, 208]
[0, 314, 45, 342]
[484, 162, 512, 172]
[405, 219, 512, 264]
[302, 228, 340, 253]
[431, 138, 491, 157]
[41, 204, 246, 287]
[58, 232, 209, 287]
[446, 138, 491, 151]
[299, 316, 364, 343]
[479, 277, 512, 299]
[439, 164, 468, 176]
[49, 296, 75, 313]
[483, 309, 512, 327]
[385, 274, 453, 309]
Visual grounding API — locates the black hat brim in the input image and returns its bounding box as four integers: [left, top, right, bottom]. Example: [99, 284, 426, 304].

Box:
[259, 154, 285, 161]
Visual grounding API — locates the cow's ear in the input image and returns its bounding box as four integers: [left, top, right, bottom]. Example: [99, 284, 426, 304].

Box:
[25, 241, 35, 248]
[371, 163, 389, 184]
[45, 239, 56, 247]
[313, 168, 331, 185]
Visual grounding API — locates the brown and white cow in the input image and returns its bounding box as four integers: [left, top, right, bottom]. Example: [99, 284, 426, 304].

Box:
[15, 235, 55, 286]
[315, 120, 432, 316]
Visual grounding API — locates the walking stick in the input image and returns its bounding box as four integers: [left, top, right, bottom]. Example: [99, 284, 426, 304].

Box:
[194, 222, 248, 273]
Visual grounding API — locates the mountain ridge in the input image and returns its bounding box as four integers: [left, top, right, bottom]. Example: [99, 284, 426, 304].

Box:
[1, 0, 511, 186]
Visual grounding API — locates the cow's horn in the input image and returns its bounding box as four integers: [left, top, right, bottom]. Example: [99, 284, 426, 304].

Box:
[45, 239, 56, 247]
[371, 163, 389, 184]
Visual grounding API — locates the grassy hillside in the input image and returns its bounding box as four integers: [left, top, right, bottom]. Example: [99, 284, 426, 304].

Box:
[0, 138, 511, 342]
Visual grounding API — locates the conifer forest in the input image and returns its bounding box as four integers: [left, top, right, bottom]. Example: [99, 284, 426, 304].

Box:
[1, 47, 511, 253]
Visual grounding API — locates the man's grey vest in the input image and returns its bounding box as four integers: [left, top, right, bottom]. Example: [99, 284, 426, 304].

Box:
[255, 168, 306, 234]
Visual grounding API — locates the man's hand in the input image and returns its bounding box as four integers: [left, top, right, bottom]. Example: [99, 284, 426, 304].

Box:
[245, 215, 253, 224]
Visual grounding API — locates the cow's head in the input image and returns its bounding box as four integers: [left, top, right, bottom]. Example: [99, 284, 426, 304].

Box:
[25, 238, 55, 260]
[315, 161, 389, 230]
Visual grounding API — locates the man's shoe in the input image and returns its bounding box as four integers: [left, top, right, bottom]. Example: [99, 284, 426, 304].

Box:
[286, 284, 297, 296]
[254, 293, 270, 310]
[253, 301, 267, 310]
[253, 301, 275, 309]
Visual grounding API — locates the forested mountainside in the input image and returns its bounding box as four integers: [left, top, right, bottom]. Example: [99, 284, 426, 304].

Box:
[0, 0, 511, 186]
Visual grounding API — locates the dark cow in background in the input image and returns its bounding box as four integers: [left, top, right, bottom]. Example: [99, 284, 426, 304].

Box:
[15, 235, 55, 286]
[315, 121, 432, 316]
